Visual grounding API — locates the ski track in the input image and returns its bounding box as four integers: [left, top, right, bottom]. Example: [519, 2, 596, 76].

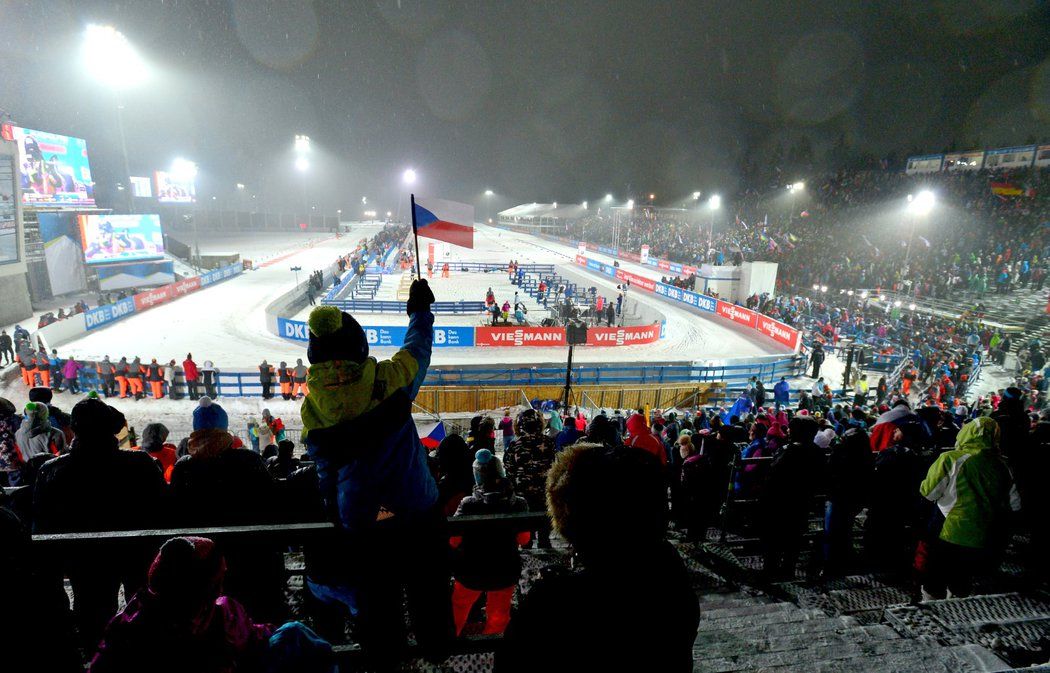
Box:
[44, 222, 788, 369]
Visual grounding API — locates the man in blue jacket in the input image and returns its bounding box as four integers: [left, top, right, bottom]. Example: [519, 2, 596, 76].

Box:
[301, 278, 451, 668]
[773, 376, 791, 410]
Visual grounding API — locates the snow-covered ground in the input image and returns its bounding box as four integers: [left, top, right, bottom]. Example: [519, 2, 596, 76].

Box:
[0, 222, 798, 434]
[48, 224, 383, 365]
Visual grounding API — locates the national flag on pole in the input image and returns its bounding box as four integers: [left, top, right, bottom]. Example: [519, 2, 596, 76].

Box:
[418, 420, 447, 450]
[412, 196, 475, 249]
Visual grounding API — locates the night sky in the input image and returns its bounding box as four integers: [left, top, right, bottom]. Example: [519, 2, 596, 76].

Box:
[0, 0, 1047, 216]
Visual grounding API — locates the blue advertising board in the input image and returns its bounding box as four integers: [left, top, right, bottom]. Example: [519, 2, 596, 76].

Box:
[654, 282, 717, 313]
[277, 317, 474, 348]
[84, 297, 136, 331]
[200, 263, 242, 286]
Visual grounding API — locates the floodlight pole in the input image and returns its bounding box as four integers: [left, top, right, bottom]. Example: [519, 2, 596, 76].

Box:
[115, 100, 133, 213]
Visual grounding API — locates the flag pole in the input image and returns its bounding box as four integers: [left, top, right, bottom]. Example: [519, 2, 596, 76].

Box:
[410, 193, 422, 278]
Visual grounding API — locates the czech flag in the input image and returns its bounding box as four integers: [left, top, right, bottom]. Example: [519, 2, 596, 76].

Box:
[418, 420, 447, 450]
[412, 196, 475, 249]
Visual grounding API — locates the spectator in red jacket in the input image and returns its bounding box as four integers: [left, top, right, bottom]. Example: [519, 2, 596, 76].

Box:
[182, 353, 200, 401]
[625, 411, 667, 466]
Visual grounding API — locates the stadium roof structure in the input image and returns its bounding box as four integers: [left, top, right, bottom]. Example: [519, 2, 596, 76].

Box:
[498, 202, 587, 220]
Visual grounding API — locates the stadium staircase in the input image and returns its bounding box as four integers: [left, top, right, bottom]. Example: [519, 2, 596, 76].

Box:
[351, 273, 382, 300]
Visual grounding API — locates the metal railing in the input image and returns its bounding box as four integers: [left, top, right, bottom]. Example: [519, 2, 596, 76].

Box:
[56, 355, 803, 400]
[321, 299, 486, 314]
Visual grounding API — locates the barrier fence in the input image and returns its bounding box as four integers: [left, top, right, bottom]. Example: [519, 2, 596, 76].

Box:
[571, 253, 802, 352]
[54, 355, 802, 400]
[321, 300, 486, 314]
[34, 263, 245, 350]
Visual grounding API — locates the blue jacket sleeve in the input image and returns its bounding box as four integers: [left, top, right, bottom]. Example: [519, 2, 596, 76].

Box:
[400, 309, 434, 398]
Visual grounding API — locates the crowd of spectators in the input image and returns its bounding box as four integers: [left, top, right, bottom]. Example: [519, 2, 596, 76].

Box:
[566, 166, 1050, 301]
[2, 282, 1048, 672]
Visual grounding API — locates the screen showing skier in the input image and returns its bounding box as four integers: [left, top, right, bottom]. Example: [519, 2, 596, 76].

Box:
[154, 169, 196, 203]
[1, 123, 95, 207]
[78, 213, 165, 265]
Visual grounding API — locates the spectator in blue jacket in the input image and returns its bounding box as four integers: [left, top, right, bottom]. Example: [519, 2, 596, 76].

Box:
[300, 279, 451, 669]
[773, 377, 791, 410]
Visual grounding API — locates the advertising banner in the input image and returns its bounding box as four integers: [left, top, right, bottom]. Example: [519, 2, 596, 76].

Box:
[585, 324, 661, 346]
[200, 263, 242, 286]
[654, 282, 717, 312]
[84, 297, 136, 331]
[716, 300, 757, 328]
[79, 214, 165, 265]
[475, 326, 566, 347]
[756, 315, 801, 351]
[640, 244, 650, 264]
[170, 276, 202, 297]
[433, 326, 475, 347]
[1, 123, 95, 207]
[615, 268, 655, 292]
[578, 242, 587, 256]
[277, 318, 472, 348]
[154, 170, 196, 203]
[133, 285, 173, 311]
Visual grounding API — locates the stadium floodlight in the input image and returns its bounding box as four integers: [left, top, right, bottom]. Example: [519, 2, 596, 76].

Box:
[361, 196, 367, 204]
[789, 181, 805, 193]
[553, 202, 558, 208]
[812, 284, 820, 291]
[626, 199, 634, 210]
[582, 201, 588, 209]
[236, 183, 245, 190]
[403, 168, 417, 185]
[294, 156, 309, 172]
[908, 190, 935, 215]
[294, 134, 311, 154]
[337, 209, 342, 214]
[820, 285, 828, 293]
[605, 193, 613, 202]
[708, 194, 721, 210]
[83, 24, 148, 89]
[484, 189, 494, 196]
[171, 158, 198, 181]
[649, 193, 655, 201]
[386, 211, 392, 217]
[693, 191, 701, 200]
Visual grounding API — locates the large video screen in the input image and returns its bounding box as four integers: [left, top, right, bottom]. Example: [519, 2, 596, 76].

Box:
[154, 170, 196, 203]
[78, 213, 165, 265]
[1, 123, 95, 207]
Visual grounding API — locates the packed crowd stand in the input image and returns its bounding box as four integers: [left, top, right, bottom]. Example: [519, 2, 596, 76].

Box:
[569, 167, 1050, 301]
[1, 281, 1046, 672]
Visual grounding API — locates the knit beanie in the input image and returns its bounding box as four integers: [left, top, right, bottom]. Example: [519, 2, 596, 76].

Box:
[193, 396, 229, 431]
[147, 537, 226, 608]
[306, 306, 369, 364]
[71, 398, 125, 438]
[23, 401, 49, 423]
[473, 448, 506, 489]
[28, 387, 53, 404]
